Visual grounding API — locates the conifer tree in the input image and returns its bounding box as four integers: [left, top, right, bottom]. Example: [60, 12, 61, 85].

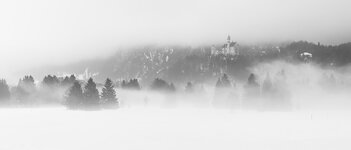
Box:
[66, 81, 83, 109]
[61, 75, 76, 87]
[19, 75, 35, 89]
[169, 83, 176, 91]
[262, 73, 273, 93]
[101, 78, 118, 106]
[0, 79, 11, 101]
[151, 78, 175, 92]
[215, 74, 231, 88]
[215, 78, 222, 88]
[248, 73, 259, 87]
[43, 75, 60, 87]
[185, 82, 194, 92]
[15, 75, 36, 103]
[221, 74, 231, 88]
[83, 78, 100, 107]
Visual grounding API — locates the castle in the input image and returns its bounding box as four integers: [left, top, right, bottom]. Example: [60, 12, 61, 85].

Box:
[211, 35, 239, 56]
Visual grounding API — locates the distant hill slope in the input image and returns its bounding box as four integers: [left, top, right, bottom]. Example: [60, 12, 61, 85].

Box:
[33, 41, 351, 85]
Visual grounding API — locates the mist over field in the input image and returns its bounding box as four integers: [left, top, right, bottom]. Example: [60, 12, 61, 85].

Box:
[2, 47, 351, 150]
[1, 0, 351, 149]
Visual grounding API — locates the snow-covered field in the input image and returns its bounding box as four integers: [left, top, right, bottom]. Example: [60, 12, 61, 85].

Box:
[1, 108, 351, 150]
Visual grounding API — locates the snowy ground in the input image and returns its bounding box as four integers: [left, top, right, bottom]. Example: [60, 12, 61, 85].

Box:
[0, 108, 351, 150]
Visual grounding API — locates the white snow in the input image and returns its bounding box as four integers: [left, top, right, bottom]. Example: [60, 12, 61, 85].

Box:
[0, 108, 350, 150]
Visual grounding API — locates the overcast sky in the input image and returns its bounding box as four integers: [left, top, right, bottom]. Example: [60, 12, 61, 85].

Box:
[1, 0, 351, 82]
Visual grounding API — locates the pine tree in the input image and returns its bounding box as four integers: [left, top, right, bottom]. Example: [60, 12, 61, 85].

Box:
[169, 83, 176, 91]
[220, 74, 231, 88]
[215, 74, 231, 88]
[19, 75, 35, 89]
[185, 82, 194, 92]
[121, 80, 126, 88]
[69, 74, 76, 83]
[66, 81, 83, 109]
[15, 75, 36, 103]
[43, 75, 60, 87]
[61, 76, 70, 86]
[215, 78, 222, 88]
[248, 73, 259, 87]
[130, 79, 141, 90]
[151, 78, 168, 90]
[121, 79, 141, 90]
[61, 75, 76, 87]
[83, 78, 100, 107]
[101, 78, 118, 106]
[262, 73, 273, 93]
[0, 79, 11, 101]
[151, 78, 175, 92]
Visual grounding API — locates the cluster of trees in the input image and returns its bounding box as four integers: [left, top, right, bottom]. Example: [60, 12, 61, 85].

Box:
[0, 74, 119, 109]
[185, 82, 194, 93]
[121, 79, 141, 90]
[10, 75, 78, 104]
[0, 70, 294, 110]
[66, 78, 118, 109]
[150, 78, 176, 92]
[215, 74, 232, 88]
[280, 41, 351, 66]
[212, 72, 291, 110]
[0, 79, 10, 101]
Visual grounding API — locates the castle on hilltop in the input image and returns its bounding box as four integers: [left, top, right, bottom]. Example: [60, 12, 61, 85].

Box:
[211, 35, 239, 56]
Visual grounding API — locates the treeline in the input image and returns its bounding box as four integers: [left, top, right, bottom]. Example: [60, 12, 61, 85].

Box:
[0, 69, 337, 110]
[49, 41, 351, 86]
[280, 41, 351, 66]
[0, 75, 118, 110]
[66, 78, 118, 110]
[0, 74, 185, 109]
[213, 72, 291, 110]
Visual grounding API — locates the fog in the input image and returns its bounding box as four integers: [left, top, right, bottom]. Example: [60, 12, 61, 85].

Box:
[1, 0, 351, 148]
[110, 61, 351, 111]
[1, 0, 351, 81]
[1, 108, 351, 150]
[2, 61, 351, 149]
[3, 60, 351, 110]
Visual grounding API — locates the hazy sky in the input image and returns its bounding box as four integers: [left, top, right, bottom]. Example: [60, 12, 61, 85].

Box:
[1, 0, 351, 81]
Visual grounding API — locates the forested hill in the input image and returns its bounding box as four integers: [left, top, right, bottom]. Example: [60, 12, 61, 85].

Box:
[280, 41, 351, 66]
[33, 41, 351, 85]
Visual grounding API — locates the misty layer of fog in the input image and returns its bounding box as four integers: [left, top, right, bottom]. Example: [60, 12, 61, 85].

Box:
[2, 61, 351, 149]
[1, 58, 351, 112]
[1, 0, 351, 149]
[1, 0, 351, 81]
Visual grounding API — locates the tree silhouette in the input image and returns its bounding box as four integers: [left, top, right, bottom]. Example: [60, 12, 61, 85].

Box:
[215, 78, 222, 87]
[0, 79, 11, 101]
[247, 73, 259, 87]
[169, 83, 176, 91]
[83, 78, 100, 107]
[65, 81, 83, 109]
[262, 73, 273, 94]
[101, 78, 118, 107]
[61, 76, 70, 86]
[151, 78, 168, 90]
[243, 73, 261, 109]
[121, 79, 141, 90]
[216, 74, 231, 88]
[185, 82, 194, 92]
[14, 75, 36, 103]
[19, 75, 35, 89]
[150, 78, 175, 92]
[61, 74, 76, 87]
[43, 75, 60, 87]
[221, 74, 231, 87]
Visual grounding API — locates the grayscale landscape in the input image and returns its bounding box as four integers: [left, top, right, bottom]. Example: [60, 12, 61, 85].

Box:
[0, 0, 351, 149]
